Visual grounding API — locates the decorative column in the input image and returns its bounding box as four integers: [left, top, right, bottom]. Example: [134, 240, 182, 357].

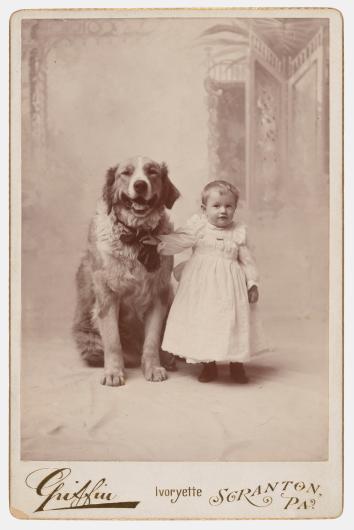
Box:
[204, 76, 223, 182]
[21, 21, 49, 168]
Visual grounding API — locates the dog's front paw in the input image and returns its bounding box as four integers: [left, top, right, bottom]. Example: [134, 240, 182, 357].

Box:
[143, 364, 167, 382]
[100, 369, 125, 387]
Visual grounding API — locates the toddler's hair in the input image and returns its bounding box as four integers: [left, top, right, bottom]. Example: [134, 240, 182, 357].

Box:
[201, 180, 240, 206]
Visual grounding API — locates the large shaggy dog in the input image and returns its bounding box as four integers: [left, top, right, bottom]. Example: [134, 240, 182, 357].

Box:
[73, 156, 180, 386]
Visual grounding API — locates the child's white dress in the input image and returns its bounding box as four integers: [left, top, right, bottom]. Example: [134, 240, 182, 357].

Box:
[158, 214, 265, 364]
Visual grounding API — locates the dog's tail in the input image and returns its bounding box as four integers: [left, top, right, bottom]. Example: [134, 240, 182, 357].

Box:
[73, 258, 104, 367]
[74, 325, 104, 367]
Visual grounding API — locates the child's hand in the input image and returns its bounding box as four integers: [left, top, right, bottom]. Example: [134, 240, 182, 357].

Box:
[248, 285, 259, 304]
[141, 235, 160, 246]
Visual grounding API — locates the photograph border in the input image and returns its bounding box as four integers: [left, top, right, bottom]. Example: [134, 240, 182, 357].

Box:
[8, 4, 344, 522]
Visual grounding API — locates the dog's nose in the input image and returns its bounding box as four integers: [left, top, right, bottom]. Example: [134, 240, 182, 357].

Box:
[133, 180, 148, 194]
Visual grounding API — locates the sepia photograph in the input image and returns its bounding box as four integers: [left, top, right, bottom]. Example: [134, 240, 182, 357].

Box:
[9, 6, 343, 520]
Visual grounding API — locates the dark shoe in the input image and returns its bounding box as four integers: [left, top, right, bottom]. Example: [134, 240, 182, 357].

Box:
[198, 362, 218, 383]
[230, 362, 249, 383]
[160, 350, 178, 372]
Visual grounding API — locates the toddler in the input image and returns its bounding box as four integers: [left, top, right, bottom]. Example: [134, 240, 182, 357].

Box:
[145, 180, 263, 383]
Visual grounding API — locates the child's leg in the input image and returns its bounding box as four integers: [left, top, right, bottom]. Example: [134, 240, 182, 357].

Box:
[198, 361, 218, 383]
[229, 362, 249, 383]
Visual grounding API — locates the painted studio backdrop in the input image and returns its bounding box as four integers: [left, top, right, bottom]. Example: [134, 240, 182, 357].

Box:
[21, 17, 329, 461]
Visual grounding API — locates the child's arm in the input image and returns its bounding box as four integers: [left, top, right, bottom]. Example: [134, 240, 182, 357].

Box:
[238, 245, 259, 288]
[157, 231, 196, 256]
[237, 226, 259, 303]
[142, 214, 204, 256]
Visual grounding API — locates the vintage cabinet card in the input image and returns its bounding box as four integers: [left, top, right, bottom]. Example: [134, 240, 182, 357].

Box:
[9, 7, 343, 520]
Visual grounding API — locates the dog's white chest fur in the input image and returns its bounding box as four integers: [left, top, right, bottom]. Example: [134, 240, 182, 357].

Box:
[91, 201, 171, 300]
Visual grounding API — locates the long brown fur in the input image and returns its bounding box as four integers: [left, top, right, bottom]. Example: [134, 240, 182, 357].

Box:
[73, 156, 180, 386]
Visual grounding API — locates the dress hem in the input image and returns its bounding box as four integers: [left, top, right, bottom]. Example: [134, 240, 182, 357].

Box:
[171, 353, 252, 364]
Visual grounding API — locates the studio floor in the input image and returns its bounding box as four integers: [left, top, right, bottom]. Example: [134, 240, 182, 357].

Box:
[21, 316, 328, 462]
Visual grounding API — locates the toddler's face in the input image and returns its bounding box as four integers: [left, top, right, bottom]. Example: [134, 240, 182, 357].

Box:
[202, 189, 237, 228]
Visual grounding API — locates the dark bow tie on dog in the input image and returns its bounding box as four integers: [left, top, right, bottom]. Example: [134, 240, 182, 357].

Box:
[119, 222, 161, 272]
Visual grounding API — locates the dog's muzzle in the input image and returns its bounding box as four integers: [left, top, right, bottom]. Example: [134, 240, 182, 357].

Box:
[120, 192, 158, 215]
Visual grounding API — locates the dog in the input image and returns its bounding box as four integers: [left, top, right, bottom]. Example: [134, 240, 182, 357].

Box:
[73, 156, 180, 386]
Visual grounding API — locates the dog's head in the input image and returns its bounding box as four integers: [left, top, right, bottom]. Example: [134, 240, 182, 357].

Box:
[103, 156, 180, 223]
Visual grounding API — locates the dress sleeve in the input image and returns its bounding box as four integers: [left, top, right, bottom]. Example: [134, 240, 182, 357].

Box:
[236, 224, 259, 289]
[157, 214, 205, 256]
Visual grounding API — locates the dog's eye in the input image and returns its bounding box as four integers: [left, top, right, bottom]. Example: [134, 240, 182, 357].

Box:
[145, 166, 159, 178]
[121, 169, 132, 177]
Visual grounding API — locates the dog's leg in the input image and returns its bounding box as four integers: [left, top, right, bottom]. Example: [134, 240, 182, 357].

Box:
[142, 299, 167, 382]
[93, 272, 125, 386]
[98, 300, 125, 386]
[73, 259, 104, 367]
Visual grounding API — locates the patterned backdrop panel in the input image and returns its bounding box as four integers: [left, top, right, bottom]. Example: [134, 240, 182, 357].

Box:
[215, 83, 246, 197]
[290, 61, 318, 190]
[254, 61, 281, 207]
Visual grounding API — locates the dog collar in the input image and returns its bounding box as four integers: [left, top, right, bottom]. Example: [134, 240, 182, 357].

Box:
[118, 220, 162, 273]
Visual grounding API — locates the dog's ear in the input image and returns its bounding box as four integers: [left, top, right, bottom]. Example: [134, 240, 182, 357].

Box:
[161, 162, 180, 209]
[102, 166, 117, 215]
